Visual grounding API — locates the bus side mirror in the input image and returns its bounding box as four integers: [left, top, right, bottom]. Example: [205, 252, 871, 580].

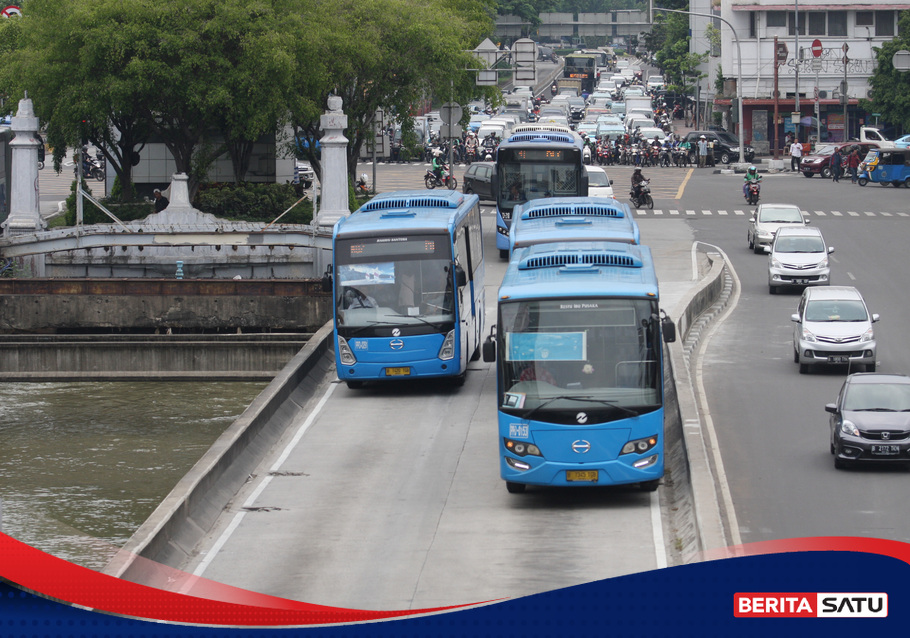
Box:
[482, 325, 497, 362]
[454, 264, 467, 287]
[661, 313, 676, 343]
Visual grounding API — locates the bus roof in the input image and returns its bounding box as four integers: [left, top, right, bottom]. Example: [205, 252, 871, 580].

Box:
[334, 190, 479, 238]
[499, 241, 659, 301]
[509, 197, 640, 252]
[499, 130, 584, 150]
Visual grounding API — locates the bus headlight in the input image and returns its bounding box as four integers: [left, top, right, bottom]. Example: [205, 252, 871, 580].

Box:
[337, 336, 357, 365]
[438, 329, 456, 360]
[620, 435, 658, 455]
[504, 438, 542, 457]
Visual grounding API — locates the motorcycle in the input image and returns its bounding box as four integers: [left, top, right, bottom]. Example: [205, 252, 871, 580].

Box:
[424, 164, 457, 190]
[745, 180, 761, 205]
[583, 145, 592, 165]
[355, 173, 370, 196]
[630, 180, 653, 209]
[75, 147, 105, 182]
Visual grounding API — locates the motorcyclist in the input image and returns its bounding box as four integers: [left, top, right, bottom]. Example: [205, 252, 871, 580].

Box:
[464, 132, 478, 160]
[631, 168, 647, 202]
[743, 165, 762, 199]
[431, 149, 446, 182]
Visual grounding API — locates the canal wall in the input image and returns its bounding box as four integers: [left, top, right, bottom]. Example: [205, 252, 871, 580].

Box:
[0, 278, 332, 379]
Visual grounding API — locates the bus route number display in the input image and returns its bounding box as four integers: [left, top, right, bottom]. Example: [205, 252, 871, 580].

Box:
[514, 149, 565, 162]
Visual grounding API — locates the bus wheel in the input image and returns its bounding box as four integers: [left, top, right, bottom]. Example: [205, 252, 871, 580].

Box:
[640, 479, 660, 492]
[470, 344, 481, 361]
[452, 371, 467, 387]
[346, 381, 364, 389]
[499, 249, 509, 259]
[505, 481, 526, 494]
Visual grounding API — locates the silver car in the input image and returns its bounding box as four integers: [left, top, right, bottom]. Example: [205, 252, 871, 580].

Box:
[748, 203, 808, 254]
[766, 226, 833, 294]
[792, 286, 879, 374]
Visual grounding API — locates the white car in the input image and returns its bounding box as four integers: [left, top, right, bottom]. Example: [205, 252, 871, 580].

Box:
[747, 203, 809, 254]
[766, 226, 833, 294]
[792, 286, 879, 374]
[647, 75, 665, 90]
[585, 165, 615, 198]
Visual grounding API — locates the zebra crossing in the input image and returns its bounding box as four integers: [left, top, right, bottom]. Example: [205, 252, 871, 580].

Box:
[630, 208, 910, 218]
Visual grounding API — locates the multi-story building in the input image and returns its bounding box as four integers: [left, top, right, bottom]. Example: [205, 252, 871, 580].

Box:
[715, 0, 905, 154]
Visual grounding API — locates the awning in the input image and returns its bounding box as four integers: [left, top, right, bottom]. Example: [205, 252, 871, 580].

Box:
[714, 98, 860, 106]
[732, 3, 907, 10]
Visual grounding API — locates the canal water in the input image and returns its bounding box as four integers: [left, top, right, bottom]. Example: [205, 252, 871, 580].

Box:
[0, 381, 266, 572]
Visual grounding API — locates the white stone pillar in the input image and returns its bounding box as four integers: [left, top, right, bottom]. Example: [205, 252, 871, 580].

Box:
[3, 96, 46, 236]
[315, 95, 350, 227]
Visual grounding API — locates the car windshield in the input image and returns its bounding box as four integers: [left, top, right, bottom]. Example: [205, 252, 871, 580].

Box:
[716, 132, 741, 145]
[587, 170, 609, 186]
[759, 207, 802, 223]
[844, 383, 910, 412]
[774, 236, 825, 253]
[813, 145, 837, 156]
[805, 299, 868, 322]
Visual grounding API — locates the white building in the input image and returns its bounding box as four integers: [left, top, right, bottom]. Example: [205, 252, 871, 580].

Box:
[709, 0, 904, 153]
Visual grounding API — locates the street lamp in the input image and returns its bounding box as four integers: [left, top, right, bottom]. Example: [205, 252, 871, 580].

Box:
[654, 7, 745, 164]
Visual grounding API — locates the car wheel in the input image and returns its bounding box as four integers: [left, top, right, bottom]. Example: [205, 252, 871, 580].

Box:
[857, 177, 868, 186]
[748, 232, 754, 250]
[799, 363, 810, 374]
[834, 456, 848, 470]
[866, 362, 877, 372]
[904, 177, 910, 188]
[821, 166, 832, 179]
[769, 284, 777, 294]
[794, 348, 799, 364]
[720, 152, 731, 165]
[802, 172, 814, 178]
[753, 242, 763, 255]
[505, 481, 526, 494]
[464, 185, 474, 194]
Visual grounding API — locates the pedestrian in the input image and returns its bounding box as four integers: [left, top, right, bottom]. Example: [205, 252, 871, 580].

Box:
[153, 188, 169, 213]
[848, 147, 861, 183]
[697, 135, 708, 168]
[830, 147, 842, 182]
[789, 138, 802, 172]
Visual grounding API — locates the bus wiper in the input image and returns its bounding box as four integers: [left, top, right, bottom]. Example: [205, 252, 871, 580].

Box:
[523, 395, 640, 421]
[386, 312, 438, 328]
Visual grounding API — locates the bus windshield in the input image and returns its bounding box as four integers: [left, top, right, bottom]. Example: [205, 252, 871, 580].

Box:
[334, 234, 455, 333]
[498, 297, 662, 422]
[496, 153, 583, 216]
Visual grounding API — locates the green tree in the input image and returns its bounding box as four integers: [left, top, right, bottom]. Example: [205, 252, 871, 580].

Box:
[861, 10, 910, 134]
[288, 0, 497, 182]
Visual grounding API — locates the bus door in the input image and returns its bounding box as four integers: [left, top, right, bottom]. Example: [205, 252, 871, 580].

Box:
[454, 225, 473, 365]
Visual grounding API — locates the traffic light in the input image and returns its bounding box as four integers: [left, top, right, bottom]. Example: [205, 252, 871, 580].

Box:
[79, 119, 89, 146]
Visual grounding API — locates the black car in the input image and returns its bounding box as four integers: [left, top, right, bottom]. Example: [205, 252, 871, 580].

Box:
[462, 161, 495, 202]
[683, 130, 755, 165]
[826, 373, 910, 469]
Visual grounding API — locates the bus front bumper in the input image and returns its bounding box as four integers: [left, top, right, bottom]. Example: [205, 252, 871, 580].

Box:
[500, 454, 663, 488]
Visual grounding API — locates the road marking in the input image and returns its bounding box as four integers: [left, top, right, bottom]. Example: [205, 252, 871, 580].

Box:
[669, 209, 679, 215]
[830, 211, 843, 216]
[188, 382, 338, 581]
[734, 209, 745, 216]
[848, 211, 860, 216]
[686, 209, 695, 216]
[864, 211, 875, 216]
[674, 167, 694, 199]
[814, 210, 826, 216]
[847, 272, 856, 280]
[653, 209, 664, 215]
[881, 212, 893, 217]
[651, 490, 667, 570]
[702, 210, 712, 215]
[717, 210, 728, 216]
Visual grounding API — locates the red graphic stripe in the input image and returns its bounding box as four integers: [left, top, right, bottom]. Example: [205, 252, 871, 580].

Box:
[0, 532, 496, 626]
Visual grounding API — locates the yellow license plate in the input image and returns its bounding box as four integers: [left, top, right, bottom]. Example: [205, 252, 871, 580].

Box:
[385, 367, 411, 376]
[566, 470, 599, 482]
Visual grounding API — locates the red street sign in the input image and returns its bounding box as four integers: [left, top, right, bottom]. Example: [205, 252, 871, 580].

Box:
[811, 39, 823, 58]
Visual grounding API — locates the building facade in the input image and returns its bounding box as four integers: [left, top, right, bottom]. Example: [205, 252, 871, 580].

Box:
[717, 0, 905, 154]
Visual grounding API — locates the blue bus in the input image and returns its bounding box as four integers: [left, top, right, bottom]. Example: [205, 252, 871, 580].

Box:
[508, 197, 639, 257]
[493, 128, 588, 259]
[482, 241, 676, 493]
[332, 191, 485, 388]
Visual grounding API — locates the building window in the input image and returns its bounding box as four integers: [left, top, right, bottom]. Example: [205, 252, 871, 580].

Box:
[767, 11, 786, 27]
[856, 11, 873, 26]
[876, 11, 895, 37]
[808, 12, 826, 35]
[749, 12, 756, 38]
[788, 11, 806, 36]
[828, 12, 847, 37]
